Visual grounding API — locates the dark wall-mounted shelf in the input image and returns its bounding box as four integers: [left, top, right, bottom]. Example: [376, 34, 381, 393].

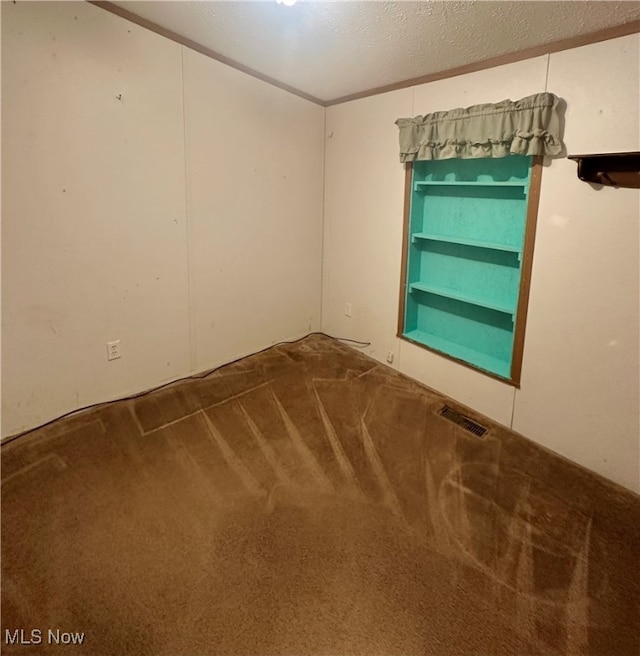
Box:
[568, 151, 640, 188]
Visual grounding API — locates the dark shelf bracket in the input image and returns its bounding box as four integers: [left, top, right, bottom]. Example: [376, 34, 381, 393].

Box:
[568, 151, 640, 189]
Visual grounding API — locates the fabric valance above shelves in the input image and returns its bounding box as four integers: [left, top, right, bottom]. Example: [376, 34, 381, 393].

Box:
[395, 92, 564, 162]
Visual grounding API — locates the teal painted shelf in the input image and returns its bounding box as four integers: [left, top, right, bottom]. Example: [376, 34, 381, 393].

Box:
[402, 155, 534, 381]
[403, 329, 511, 379]
[414, 180, 527, 190]
[412, 232, 522, 254]
[409, 281, 516, 315]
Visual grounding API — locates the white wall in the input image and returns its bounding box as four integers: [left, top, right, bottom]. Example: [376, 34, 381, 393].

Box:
[512, 36, 640, 492]
[183, 48, 324, 372]
[322, 36, 640, 492]
[322, 88, 412, 376]
[1, 1, 323, 437]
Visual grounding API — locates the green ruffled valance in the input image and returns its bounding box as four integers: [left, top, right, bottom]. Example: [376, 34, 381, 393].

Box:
[395, 92, 563, 162]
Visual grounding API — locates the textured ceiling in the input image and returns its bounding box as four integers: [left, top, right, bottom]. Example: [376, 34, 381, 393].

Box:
[112, 1, 640, 103]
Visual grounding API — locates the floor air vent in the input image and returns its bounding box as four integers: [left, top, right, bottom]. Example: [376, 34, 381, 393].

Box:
[439, 405, 488, 437]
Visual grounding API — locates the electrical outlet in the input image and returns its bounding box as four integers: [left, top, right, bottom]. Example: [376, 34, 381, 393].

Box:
[386, 351, 394, 364]
[107, 340, 121, 361]
[344, 302, 352, 317]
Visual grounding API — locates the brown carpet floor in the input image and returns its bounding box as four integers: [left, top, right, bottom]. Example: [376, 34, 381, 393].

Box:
[2, 334, 639, 656]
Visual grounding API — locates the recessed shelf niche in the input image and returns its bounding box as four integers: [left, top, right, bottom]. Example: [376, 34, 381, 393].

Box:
[399, 155, 541, 385]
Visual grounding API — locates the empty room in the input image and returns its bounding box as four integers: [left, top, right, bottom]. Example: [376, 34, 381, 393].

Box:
[2, 1, 639, 654]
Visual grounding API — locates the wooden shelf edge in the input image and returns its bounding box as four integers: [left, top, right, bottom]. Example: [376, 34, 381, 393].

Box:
[409, 282, 516, 316]
[411, 232, 522, 253]
[568, 151, 640, 189]
[401, 331, 515, 385]
[414, 180, 527, 187]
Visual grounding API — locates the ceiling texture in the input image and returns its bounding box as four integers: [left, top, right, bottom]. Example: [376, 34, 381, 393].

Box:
[112, 1, 640, 104]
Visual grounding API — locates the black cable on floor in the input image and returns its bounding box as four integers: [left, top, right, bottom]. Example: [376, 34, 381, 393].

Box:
[1, 332, 371, 447]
